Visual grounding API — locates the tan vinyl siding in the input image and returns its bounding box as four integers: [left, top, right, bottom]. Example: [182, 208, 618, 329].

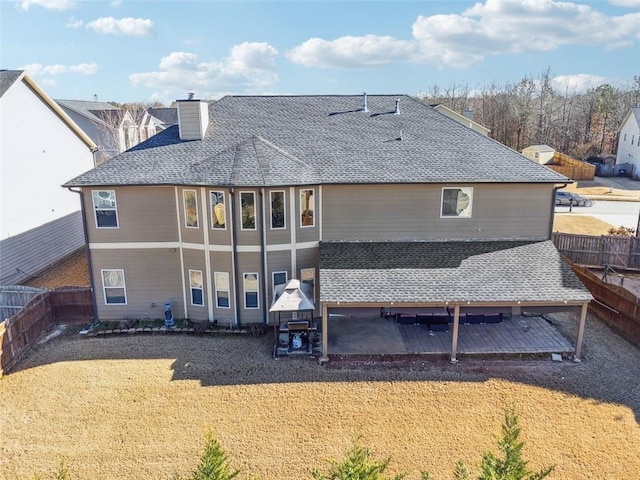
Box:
[235, 189, 262, 246]
[209, 189, 232, 246]
[322, 184, 553, 241]
[296, 187, 319, 243]
[266, 188, 290, 245]
[179, 187, 204, 245]
[85, 186, 179, 243]
[296, 247, 319, 313]
[235, 252, 263, 323]
[91, 248, 183, 321]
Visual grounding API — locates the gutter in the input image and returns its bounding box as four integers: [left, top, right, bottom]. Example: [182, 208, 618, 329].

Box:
[549, 182, 570, 239]
[68, 187, 99, 325]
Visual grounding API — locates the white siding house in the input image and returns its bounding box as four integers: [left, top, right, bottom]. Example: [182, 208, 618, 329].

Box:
[522, 145, 555, 165]
[0, 70, 97, 240]
[616, 107, 640, 178]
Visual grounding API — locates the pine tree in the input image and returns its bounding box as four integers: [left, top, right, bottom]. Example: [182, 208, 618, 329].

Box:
[189, 431, 240, 480]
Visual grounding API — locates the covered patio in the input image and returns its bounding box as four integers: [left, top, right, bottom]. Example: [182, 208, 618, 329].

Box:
[318, 240, 593, 362]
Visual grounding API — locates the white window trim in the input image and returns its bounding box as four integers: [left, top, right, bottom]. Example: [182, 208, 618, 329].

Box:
[101, 268, 127, 305]
[270, 190, 287, 230]
[92, 190, 119, 229]
[210, 190, 227, 230]
[183, 189, 199, 229]
[239, 191, 257, 231]
[189, 269, 204, 306]
[214, 271, 231, 309]
[272, 270, 288, 294]
[243, 272, 260, 309]
[300, 188, 315, 228]
[440, 187, 474, 219]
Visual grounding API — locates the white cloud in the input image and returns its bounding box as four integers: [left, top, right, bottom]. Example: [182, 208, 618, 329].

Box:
[85, 17, 154, 37]
[110, 0, 122, 6]
[19, 62, 99, 77]
[609, 0, 640, 7]
[20, 0, 76, 10]
[66, 16, 83, 29]
[287, 0, 640, 69]
[130, 42, 279, 96]
[287, 35, 416, 68]
[551, 74, 610, 93]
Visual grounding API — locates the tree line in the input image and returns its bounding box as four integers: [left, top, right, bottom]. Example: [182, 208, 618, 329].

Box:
[419, 69, 640, 161]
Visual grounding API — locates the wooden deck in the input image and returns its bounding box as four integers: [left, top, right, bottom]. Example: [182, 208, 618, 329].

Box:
[327, 315, 575, 356]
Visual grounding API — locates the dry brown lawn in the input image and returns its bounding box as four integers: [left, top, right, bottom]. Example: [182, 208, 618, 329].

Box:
[1, 312, 639, 480]
[552, 214, 615, 235]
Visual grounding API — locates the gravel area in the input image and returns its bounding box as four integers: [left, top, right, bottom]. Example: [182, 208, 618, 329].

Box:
[1, 311, 639, 480]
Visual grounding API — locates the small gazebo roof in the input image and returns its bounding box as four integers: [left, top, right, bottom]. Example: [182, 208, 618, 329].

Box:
[269, 279, 315, 313]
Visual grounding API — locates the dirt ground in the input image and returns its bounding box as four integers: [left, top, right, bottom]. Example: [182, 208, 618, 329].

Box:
[22, 249, 90, 289]
[1, 311, 639, 480]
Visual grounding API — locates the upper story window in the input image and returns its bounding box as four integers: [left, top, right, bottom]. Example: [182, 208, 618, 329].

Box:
[183, 189, 199, 228]
[300, 188, 315, 227]
[190, 269, 204, 306]
[270, 190, 286, 229]
[243, 273, 259, 309]
[92, 190, 119, 228]
[441, 187, 473, 218]
[102, 269, 126, 304]
[272, 271, 288, 296]
[240, 192, 256, 230]
[210, 191, 226, 229]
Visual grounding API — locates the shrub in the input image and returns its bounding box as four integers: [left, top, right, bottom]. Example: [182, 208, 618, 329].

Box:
[186, 430, 241, 480]
[607, 226, 636, 236]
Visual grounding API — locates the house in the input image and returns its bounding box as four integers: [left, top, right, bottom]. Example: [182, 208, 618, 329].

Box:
[0, 70, 97, 284]
[56, 99, 138, 163]
[0, 70, 97, 240]
[64, 94, 592, 360]
[521, 145, 555, 165]
[139, 107, 178, 142]
[430, 104, 490, 136]
[616, 107, 640, 178]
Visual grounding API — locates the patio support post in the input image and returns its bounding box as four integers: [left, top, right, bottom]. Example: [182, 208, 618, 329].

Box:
[450, 304, 460, 362]
[320, 303, 329, 362]
[574, 302, 588, 361]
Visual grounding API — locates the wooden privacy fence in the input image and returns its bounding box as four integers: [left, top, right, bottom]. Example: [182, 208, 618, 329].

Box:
[553, 232, 640, 269]
[565, 259, 640, 347]
[547, 152, 595, 181]
[0, 288, 93, 376]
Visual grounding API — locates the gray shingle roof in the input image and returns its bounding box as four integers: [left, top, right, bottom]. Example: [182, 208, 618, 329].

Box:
[56, 99, 120, 125]
[147, 107, 178, 126]
[65, 94, 569, 187]
[319, 240, 592, 304]
[0, 70, 24, 98]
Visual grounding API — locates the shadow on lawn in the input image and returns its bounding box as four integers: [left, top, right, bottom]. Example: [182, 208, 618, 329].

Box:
[10, 313, 640, 425]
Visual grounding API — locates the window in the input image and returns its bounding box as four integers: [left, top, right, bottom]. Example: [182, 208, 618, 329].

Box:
[92, 190, 118, 228]
[214, 272, 230, 308]
[300, 188, 315, 227]
[441, 187, 473, 218]
[272, 271, 288, 296]
[301, 267, 315, 303]
[184, 190, 199, 228]
[243, 273, 259, 309]
[210, 191, 226, 229]
[102, 269, 126, 304]
[240, 192, 256, 230]
[190, 270, 204, 306]
[270, 190, 286, 229]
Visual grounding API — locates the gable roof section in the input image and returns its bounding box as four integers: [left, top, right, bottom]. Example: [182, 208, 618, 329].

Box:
[56, 99, 121, 127]
[0, 70, 96, 151]
[147, 107, 178, 126]
[620, 107, 640, 131]
[65, 95, 570, 188]
[319, 240, 593, 305]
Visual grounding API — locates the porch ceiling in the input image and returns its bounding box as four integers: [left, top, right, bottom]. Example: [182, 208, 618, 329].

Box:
[319, 240, 593, 305]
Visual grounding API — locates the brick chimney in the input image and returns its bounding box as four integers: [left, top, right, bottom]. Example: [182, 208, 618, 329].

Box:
[177, 96, 209, 140]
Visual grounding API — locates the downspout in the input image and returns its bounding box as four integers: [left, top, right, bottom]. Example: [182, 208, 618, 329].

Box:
[259, 188, 268, 324]
[68, 187, 98, 326]
[549, 182, 570, 239]
[229, 189, 241, 328]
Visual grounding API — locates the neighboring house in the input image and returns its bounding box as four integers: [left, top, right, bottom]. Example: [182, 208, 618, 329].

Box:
[616, 107, 640, 177]
[64, 94, 592, 360]
[522, 144, 555, 165]
[0, 70, 96, 284]
[431, 104, 490, 136]
[139, 107, 177, 142]
[57, 99, 138, 163]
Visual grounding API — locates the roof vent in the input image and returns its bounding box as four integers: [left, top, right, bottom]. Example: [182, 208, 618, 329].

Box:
[394, 99, 400, 115]
[186, 90, 196, 100]
[362, 92, 368, 112]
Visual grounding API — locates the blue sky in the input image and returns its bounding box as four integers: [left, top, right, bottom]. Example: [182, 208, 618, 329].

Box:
[2, 0, 639, 105]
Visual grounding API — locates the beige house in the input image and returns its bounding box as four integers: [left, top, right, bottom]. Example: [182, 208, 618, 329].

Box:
[65, 94, 592, 361]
